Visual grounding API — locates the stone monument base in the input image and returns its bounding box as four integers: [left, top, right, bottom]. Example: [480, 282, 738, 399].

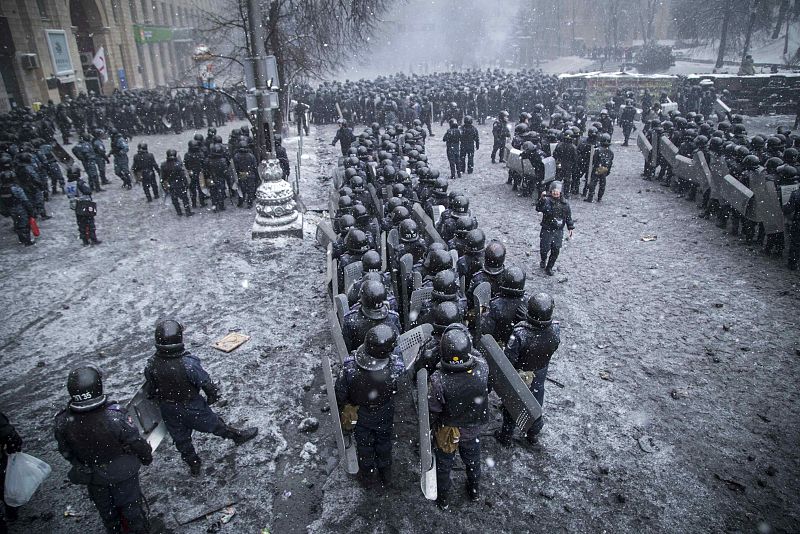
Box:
[252, 213, 304, 239]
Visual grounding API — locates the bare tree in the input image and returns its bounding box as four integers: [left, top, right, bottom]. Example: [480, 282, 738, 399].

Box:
[636, 0, 663, 43]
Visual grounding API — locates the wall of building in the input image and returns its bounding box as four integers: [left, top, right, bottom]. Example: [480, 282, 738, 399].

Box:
[0, 0, 218, 111]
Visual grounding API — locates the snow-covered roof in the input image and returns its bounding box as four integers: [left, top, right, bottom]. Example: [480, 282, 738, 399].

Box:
[686, 72, 800, 79]
[558, 72, 677, 80]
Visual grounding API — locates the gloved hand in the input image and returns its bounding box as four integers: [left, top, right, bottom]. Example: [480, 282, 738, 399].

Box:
[203, 384, 221, 405]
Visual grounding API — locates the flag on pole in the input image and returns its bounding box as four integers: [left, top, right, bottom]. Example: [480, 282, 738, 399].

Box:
[92, 47, 108, 84]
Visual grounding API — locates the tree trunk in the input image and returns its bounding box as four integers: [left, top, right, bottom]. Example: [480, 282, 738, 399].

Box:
[715, 2, 732, 68]
[742, 0, 761, 60]
[773, 0, 789, 39]
[265, 0, 285, 135]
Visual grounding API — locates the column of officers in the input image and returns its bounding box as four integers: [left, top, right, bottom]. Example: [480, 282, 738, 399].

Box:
[327, 123, 564, 509]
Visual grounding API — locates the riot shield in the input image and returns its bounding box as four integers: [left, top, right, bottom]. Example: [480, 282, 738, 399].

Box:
[506, 148, 523, 174]
[366, 183, 384, 219]
[637, 131, 651, 161]
[126, 385, 168, 451]
[321, 349, 359, 474]
[399, 254, 413, 330]
[432, 205, 445, 226]
[411, 203, 446, 246]
[649, 134, 660, 168]
[417, 368, 437, 500]
[450, 249, 459, 270]
[719, 174, 754, 213]
[333, 167, 345, 189]
[708, 156, 730, 201]
[661, 100, 678, 114]
[328, 307, 350, 363]
[343, 261, 363, 295]
[782, 183, 800, 206]
[334, 293, 350, 328]
[747, 170, 784, 233]
[472, 282, 491, 335]
[660, 137, 679, 168]
[331, 258, 339, 297]
[380, 231, 388, 272]
[542, 156, 556, 183]
[673, 155, 697, 185]
[52, 142, 75, 165]
[714, 98, 731, 119]
[325, 244, 333, 295]
[408, 287, 433, 327]
[397, 324, 433, 370]
[692, 151, 713, 195]
[477, 335, 542, 433]
[316, 221, 337, 248]
[412, 271, 422, 291]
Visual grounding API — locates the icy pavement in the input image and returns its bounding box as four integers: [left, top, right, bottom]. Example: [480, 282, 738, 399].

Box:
[1, 117, 799, 533]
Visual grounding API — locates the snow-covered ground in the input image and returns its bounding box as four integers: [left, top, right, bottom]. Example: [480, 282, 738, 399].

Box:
[673, 24, 800, 65]
[1, 114, 798, 533]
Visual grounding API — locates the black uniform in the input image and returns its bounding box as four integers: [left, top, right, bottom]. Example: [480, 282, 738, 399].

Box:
[54, 400, 152, 533]
[459, 123, 480, 174]
[585, 146, 614, 202]
[784, 188, 800, 270]
[332, 125, 356, 156]
[536, 194, 574, 272]
[619, 106, 637, 146]
[553, 141, 578, 198]
[443, 126, 462, 179]
[233, 148, 259, 208]
[0, 413, 23, 529]
[342, 306, 402, 353]
[131, 152, 160, 201]
[479, 293, 526, 346]
[183, 148, 207, 208]
[160, 158, 192, 215]
[491, 120, 510, 163]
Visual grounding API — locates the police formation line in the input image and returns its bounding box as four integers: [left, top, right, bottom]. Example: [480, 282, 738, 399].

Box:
[318, 113, 565, 510]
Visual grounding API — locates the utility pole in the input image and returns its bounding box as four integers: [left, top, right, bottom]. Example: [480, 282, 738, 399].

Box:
[245, 0, 275, 161]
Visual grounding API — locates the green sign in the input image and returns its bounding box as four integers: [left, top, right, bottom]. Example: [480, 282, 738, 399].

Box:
[133, 24, 173, 44]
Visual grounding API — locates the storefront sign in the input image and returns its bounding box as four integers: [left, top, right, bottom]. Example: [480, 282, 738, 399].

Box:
[133, 24, 173, 44]
[45, 30, 74, 76]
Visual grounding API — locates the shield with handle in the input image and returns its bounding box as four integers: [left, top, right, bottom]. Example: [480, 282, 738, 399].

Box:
[637, 131, 651, 161]
[329, 307, 350, 364]
[325, 244, 333, 295]
[126, 385, 168, 451]
[432, 205, 445, 226]
[408, 287, 433, 327]
[333, 293, 350, 329]
[380, 231, 388, 272]
[316, 221, 337, 248]
[747, 170, 784, 234]
[417, 368, 437, 500]
[397, 323, 433, 370]
[719, 174, 754, 213]
[343, 261, 363, 296]
[472, 281, 492, 335]
[477, 334, 542, 433]
[399, 253, 413, 329]
[321, 348, 359, 474]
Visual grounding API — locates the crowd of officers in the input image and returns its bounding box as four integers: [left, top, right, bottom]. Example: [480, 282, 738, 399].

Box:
[640, 108, 800, 270]
[327, 116, 563, 509]
[1, 319, 258, 533]
[0, 100, 291, 247]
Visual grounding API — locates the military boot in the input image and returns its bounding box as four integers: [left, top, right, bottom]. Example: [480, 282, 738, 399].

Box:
[378, 466, 393, 488]
[187, 456, 202, 476]
[225, 426, 258, 445]
[466, 481, 480, 501]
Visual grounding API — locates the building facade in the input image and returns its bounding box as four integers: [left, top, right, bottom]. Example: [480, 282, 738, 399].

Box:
[0, 0, 218, 111]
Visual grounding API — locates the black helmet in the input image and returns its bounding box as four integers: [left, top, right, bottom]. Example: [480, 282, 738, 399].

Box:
[350, 175, 365, 191]
[449, 118, 458, 128]
[527, 293, 555, 324]
[767, 136, 783, 149]
[464, 115, 473, 125]
[694, 135, 708, 148]
[362, 249, 382, 272]
[432, 301, 463, 332]
[514, 123, 529, 135]
[155, 318, 184, 353]
[352, 204, 370, 224]
[498, 266, 526, 297]
[67, 365, 106, 412]
[358, 324, 397, 369]
[453, 215, 476, 238]
[750, 135, 765, 148]
[207, 127, 217, 136]
[391, 206, 410, 226]
[359, 280, 387, 319]
[345, 229, 369, 254]
[399, 219, 419, 243]
[778, 164, 798, 180]
[464, 228, 486, 254]
[188, 140, 199, 150]
[439, 324, 473, 366]
[484, 240, 506, 274]
[337, 195, 354, 213]
[765, 157, 784, 172]
[66, 164, 81, 181]
[424, 249, 453, 275]
[166, 148, 178, 160]
[784, 148, 799, 163]
[599, 133, 611, 146]
[211, 144, 224, 156]
[432, 270, 459, 300]
[451, 195, 469, 215]
[742, 154, 760, 170]
[337, 214, 356, 235]
[193, 133, 204, 142]
[138, 142, 148, 152]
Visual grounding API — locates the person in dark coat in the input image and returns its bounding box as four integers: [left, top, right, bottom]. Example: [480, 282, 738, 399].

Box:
[494, 293, 560, 446]
[0, 411, 23, 531]
[536, 181, 574, 275]
[443, 118, 462, 179]
[491, 111, 510, 164]
[65, 165, 101, 245]
[233, 139, 259, 209]
[131, 143, 160, 202]
[335, 325, 405, 486]
[183, 140, 207, 208]
[0, 171, 35, 245]
[143, 319, 258, 475]
[584, 133, 614, 202]
[331, 120, 355, 156]
[459, 116, 480, 174]
[553, 132, 578, 198]
[160, 149, 193, 216]
[54, 365, 153, 533]
[784, 186, 800, 270]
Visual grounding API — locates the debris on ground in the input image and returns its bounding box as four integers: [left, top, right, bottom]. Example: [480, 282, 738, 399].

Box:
[212, 332, 251, 353]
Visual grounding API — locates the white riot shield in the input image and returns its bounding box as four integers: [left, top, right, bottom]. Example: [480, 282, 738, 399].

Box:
[325, 244, 333, 294]
[380, 231, 388, 272]
[782, 183, 800, 206]
[342, 261, 363, 296]
[714, 98, 731, 119]
[432, 205, 445, 226]
[506, 148, 523, 174]
[417, 369, 437, 500]
[661, 101, 678, 114]
[321, 350, 359, 474]
[692, 151, 713, 195]
[747, 171, 784, 234]
[329, 307, 349, 363]
[708, 157, 730, 201]
[477, 335, 542, 433]
[719, 174, 754, 213]
[408, 287, 433, 326]
[412, 203, 445, 246]
[316, 221, 337, 248]
[126, 385, 168, 451]
[660, 137, 679, 168]
[637, 131, 651, 161]
[674, 155, 697, 185]
[367, 183, 383, 219]
[334, 293, 349, 328]
[472, 281, 492, 335]
[331, 258, 339, 297]
[542, 156, 556, 183]
[333, 167, 345, 189]
[397, 324, 433, 370]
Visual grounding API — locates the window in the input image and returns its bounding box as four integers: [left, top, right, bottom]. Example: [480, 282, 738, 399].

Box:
[128, 0, 138, 22]
[36, 0, 48, 18]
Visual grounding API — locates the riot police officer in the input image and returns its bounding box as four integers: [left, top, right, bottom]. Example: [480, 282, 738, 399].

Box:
[342, 280, 402, 352]
[92, 129, 111, 185]
[478, 266, 527, 346]
[54, 365, 153, 533]
[109, 129, 133, 189]
[131, 143, 160, 202]
[143, 319, 258, 475]
[460, 116, 480, 175]
[536, 181, 574, 276]
[161, 149, 194, 216]
[495, 293, 560, 445]
[429, 325, 490, 509]
[205, 144, 230, 212]
[335, 324, 405, 486]
[491, 111, 510, 164]
[233, 139, 259, 209]
[183, 140, 207, 208]
[72, 133, 102, 192]
[443, 118, 462, 179]
[584, 133, 614, 203]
